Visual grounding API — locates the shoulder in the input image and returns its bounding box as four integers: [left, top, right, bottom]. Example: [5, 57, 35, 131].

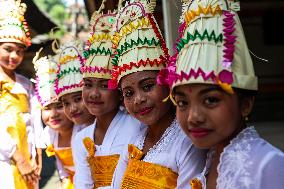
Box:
[118, 111, 146, 131]
[74, 124, 95, 143]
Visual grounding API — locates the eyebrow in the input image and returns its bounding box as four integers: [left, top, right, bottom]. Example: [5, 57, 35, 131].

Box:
[121, 77, 156, 91]
[198, 86, 223, 95]
[174, 86, 223, 97]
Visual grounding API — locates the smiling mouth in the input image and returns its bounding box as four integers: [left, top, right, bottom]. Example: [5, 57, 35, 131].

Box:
[189, 128, 211, 138]
[72, 113, 82, 118]
[88, 102, 103, 105]
[50, 120, 61, 125]
[138, 107, 153, 116]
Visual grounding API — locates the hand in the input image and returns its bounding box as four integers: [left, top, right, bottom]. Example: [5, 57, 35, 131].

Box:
[12, 150, 40, 184]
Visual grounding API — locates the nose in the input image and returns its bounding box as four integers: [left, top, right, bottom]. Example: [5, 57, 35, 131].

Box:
[50, 108, 59, 118]
[70, 103, 78, 113]
[10, 51, 19, 60]
[89, 87, 100, 99]
[187, 105, 205, 126]
[134, 91, 146, 105]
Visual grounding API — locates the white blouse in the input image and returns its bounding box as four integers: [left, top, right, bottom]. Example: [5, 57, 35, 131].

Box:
[43, 125, 83, 179]
[194, 126, 284, 189]
[111, 119, 207, 189]
[72, 110, 145, 189]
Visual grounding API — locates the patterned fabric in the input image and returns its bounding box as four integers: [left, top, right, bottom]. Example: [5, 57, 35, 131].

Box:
[83, 137, 119, 188]
[191, 127, 284, 189]
[121, 144, 177, 189]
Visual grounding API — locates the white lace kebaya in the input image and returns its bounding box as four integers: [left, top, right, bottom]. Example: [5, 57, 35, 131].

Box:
[112, 119, 207, 189]
[192, 127, 284, 189]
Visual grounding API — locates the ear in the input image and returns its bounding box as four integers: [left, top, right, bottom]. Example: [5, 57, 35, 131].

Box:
[240, 96, 255, 117]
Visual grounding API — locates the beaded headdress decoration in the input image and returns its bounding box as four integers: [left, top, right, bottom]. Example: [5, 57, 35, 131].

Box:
[33, 50, 59, 107]
[0, 0, 31, 47]
[54, 40, 84, 98]
[108, 0, 170, 88]
[159, 0, 257, 94]
[81, 1, 117, 79]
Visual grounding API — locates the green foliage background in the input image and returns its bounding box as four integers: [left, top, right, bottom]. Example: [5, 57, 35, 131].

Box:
[34, 0, 68, 36]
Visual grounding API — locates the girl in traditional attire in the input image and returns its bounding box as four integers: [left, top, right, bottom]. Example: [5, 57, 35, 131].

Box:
[109, 0, 206, 188]
[54, 40, 96, 128]
[72, 3, 145, 188]
[0, 0, 40, 188]
[33, 53, 78, 189]
[161, 0, 284, 188]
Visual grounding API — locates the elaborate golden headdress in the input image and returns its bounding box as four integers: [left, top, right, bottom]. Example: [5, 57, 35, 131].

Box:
[159, 0, 257, 93]
[33, 50, 59, 107]
[0, 0, 31, 46]
[109, 0, 170, 88]
[81, 0, 117, 79]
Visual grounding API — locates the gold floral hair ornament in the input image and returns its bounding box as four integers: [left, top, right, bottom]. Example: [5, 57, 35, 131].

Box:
[33, 48, 59, 107]
[54, 40, 84, 98]
[81, 0, 117, 79]
[0, 0, 31, 47]
[158, 0, 257, 94]
[108, 0, 170, 89]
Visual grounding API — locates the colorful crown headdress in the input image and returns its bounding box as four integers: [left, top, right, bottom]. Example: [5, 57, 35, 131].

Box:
[159, 0, 257, 94]
[33, 49, 59, 107]
[81, 0, 117, 79]
[0, 0, 31, 47]
[54, 40, 84, 98]
[108, 0, 170, 89]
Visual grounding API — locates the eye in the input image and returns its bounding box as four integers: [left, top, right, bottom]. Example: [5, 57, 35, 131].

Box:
[56, 103, 63, 109]
[62, 101, 69, 107]
[142, 83, 154, 92]
[123, 89, 133, 98]
[204, 96, 220, 107]
[100, 82, 108, 89]
[74, 96, 82, 103]
[4, 47, 12, 53]
[83, 82, 92, 88]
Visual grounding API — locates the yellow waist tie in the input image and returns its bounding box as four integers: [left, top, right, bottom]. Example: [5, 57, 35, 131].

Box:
[121, 144, 178, 189]
[83, 137, 120, 188]
[46, 145, 75, 189]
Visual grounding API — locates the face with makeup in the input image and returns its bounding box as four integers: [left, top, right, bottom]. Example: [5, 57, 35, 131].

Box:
[174, 84, 254, 149]
[82, 77, 120, 117]
[120, 71, 172, 126]
[41, 101, 73, 131]
[61, 91, 94, 125]
[0, 42, 25, 72]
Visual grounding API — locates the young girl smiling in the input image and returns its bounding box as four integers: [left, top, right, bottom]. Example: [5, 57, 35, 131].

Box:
[162, 0, 284, 188]
[72, 6, 144, 188]
[110, 0, 206, 188]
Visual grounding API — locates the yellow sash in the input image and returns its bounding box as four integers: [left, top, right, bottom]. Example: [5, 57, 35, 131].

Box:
[45, 145, 75, 189]
[1, 81, 32, 189]
[83, 137, 120, 188]
[121, 144, 178, 189]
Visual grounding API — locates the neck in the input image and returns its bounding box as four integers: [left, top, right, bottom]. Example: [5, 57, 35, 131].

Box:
[214, 122, 246, 161]
[96, 107, 119, 131]
[0, 66, 15, 82]
[84, 115, 96, 126]
[147, 109, 175, 142]
[57, 126, 73, 138]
